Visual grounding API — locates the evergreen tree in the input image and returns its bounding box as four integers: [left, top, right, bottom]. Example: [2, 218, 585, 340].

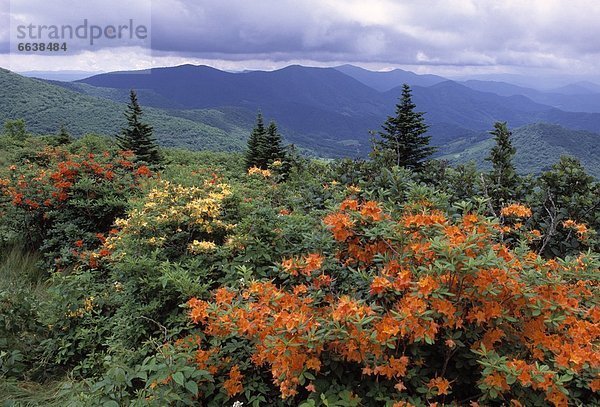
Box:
[485, 121, 520, 210]
[261, 121, 286, 164]
[116, 90, 161, 166]
[245, 112, 266, 169]
[374, 84, 435, 169]
[56, 125, 72, 145]
[3, 119, 28, 141]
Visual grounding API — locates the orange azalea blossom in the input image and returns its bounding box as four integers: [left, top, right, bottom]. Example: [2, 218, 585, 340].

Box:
[323, 212, 355, 241]
[303, 253, 324, 274]
[402, 211, 447, 228]
[135, 165, 153, 177]
[360, 200, 383, 221]
[281, 257, 302, 276]
[188, 297, 209, 324]
[500, 203, 532, 218]
[340, 198, 359, 211]
[546, 386, 568, 407]
[590, 378, 600, 392]
[371, 275, 392, 295]
[223, 365, 244, 396]
[484, 372, 510, 392]
[427, 377, 451, 395]
[562, 219, 590, 238]
[417, 276, 439, 296]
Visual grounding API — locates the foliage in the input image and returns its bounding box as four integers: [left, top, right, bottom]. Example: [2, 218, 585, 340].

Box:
[0, 69, 248, 152]
[0, 134, 598, 406]
[261, 121, 287, 165]
[439, 123, 600, 179]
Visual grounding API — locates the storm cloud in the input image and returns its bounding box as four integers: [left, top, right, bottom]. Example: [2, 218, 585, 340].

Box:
[2, 0, 600, 75]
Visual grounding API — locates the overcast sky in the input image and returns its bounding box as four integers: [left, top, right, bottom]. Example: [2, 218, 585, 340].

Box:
[1, 0, 600, 79]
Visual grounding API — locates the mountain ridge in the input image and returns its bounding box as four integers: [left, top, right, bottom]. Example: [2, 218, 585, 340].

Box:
[1, 65, 599, 174]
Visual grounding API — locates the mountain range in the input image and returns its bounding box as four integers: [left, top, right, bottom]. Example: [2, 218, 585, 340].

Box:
[1, 64, 600, 176]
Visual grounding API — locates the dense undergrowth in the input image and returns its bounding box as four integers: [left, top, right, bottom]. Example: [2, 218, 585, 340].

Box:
[0, 134, 598, 406]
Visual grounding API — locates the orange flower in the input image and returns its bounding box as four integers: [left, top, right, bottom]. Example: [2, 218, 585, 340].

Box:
[306, 357, 321, 371]
[417, 276, 439, 296]
[427, 376, 451, 395]
[215, 288, 235, 305]
[484, 372, 510, 392]
[303, 253, 324, 275]
[340, 199, 358, 211]
[590, 378, 600, 392]
[188, 297, 209, 324]
[323, 212, 354, 241]
[562, 219, 589, 238]
[223, 365, 244, 396]
[500, 203, 532, 218]
[360, 201, 383, 221]
[281, 257, 301, 276]
[371, 276, 392, 295]
[546, 387, 568, 407]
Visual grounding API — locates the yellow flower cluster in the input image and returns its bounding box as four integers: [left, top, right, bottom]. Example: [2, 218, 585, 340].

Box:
[129, 181, 229, 230]
[105, 180, 234, 253]
[67, 296, 95, 318]
[188, 240, 217, 254]
[247, 166, 272, 178]
[347, 184, 361, 194]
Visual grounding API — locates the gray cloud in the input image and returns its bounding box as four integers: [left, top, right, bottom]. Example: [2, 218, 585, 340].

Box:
[147, 0, 600, 71]
[2, 0, 600, 75]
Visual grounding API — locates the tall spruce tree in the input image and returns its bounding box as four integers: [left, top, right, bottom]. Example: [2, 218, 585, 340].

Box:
[245, 112, 266, 169]
[117, 90, 161, 166]
[375, 84, 435, 169]
[485, 121, 520, 210]
[56, 125, 72, 145]
[260, 121, 286, 165]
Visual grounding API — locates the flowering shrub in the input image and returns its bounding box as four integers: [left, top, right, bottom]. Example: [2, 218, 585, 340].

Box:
[175, 199, 599, 406]
[0, 147, 151, 266]
[35, 176, 238, 377]
[103, 179, 234, 261]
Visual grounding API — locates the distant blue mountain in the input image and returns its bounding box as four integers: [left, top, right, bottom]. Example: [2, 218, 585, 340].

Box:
[334, 64, 447, 91]
[2, 63, 600, 171]
[461, 80, 600, 113]
[58, 64, 600, 156]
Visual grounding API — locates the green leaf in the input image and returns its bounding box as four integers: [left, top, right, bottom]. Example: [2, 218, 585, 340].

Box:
[185, 380, 199, 395]
[173, 371, 185, 386]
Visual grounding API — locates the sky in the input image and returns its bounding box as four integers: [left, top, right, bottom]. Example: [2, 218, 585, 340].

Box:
[1, 0, 600, 81]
